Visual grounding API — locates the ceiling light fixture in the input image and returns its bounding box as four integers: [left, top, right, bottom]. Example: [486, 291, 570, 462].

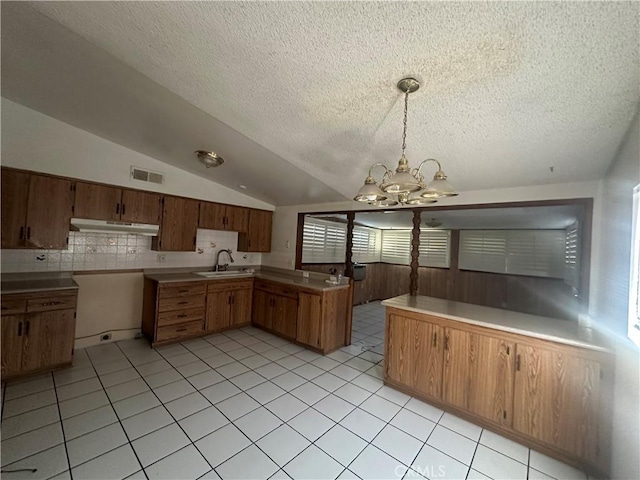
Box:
[354, 77, 458, 207]
[196, 150, 224, 168]
[424, 218, 443, 228]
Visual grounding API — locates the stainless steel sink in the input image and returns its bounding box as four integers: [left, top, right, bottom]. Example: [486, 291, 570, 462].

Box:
[195, 271, 252, 278]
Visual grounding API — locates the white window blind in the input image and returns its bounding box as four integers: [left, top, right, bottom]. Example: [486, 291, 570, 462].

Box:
[564, 222, 580, 288]
[459, 230, 565, 278]
[419, 230, 451, 268]
[352, 226, 381, 263]
[381, 230, 412, 265]
[302, 218, 346, 263]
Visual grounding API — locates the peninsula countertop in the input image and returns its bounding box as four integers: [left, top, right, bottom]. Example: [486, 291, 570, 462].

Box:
[1, 272, 79, 294]
[382, 294, 609, 352]
[143, 267, 350, 292]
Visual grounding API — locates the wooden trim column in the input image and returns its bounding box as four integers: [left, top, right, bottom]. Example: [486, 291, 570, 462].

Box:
[294, 213, 305, 270]
[410, 210, 421, 296]
[345, 212, 355, 278]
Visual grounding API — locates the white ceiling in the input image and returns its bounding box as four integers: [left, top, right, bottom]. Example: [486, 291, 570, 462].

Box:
[2, 2, 638, 206]
[312, 205, 582, 230]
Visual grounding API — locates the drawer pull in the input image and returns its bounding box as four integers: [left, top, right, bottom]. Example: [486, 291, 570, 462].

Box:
[41, 301, 63, 306]
[1, 306, 8, 310]
[178, 290, 189, 293]
[177, 314, 188, 318]
[176, 328, 187, 332]
[177, 301, 189, 305]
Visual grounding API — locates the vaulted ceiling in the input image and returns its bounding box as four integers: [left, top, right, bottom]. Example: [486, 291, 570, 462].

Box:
[2, 2, 638, 206]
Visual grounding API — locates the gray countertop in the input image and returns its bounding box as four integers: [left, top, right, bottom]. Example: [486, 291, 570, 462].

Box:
[1, 272, 79, 294]
[143, 268, 350, 292]
[382, 294, 610, 352]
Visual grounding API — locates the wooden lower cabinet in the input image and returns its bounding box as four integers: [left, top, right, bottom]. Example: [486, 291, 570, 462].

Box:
[1, 290, 78, 380]
[513, 342, 603, 462]
[252, 281, 298, 340]
[384, 306, 612, 477]
[206, 280, 253, 333]
[296, 292, 322, 349]
[273, 295, 297, 340]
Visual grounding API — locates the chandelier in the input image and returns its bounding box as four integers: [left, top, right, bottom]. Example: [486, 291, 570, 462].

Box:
[354, 77, 458, 206]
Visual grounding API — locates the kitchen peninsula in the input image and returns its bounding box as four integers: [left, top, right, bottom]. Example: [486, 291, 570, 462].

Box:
[142, 267, 352, 353]
[382, 294, 613, 478]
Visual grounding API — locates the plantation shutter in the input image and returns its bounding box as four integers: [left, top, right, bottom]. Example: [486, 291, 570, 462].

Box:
[419, 230, 451, 268]
[381, 230, 412, 265]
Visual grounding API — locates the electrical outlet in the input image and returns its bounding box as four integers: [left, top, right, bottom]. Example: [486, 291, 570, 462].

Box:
[302, 271, 309, 278]
[157, 254, 166, 263]
[100, 333, 112, 342]
[285, 240, 291, 249]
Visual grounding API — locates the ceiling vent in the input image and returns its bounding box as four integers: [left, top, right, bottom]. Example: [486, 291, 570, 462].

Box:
[131, 166, 164, 184]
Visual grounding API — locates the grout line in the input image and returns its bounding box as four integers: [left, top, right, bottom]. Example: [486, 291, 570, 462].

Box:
[50, 372, 73, 480]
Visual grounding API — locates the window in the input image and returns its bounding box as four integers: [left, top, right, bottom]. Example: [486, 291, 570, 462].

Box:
[301, 218, 346, 263]
[352, 226, 381, 263]
[380, 229, 451, 267]
[629, 185, 640, 346]
[381, 230, 412, 264]
[459, 230, 565, 278]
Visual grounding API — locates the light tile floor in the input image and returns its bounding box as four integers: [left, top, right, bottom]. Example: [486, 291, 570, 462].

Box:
[1, 302, 591, 480]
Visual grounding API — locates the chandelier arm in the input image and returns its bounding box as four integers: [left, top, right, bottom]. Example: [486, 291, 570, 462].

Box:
[415, 158, 443, 175]
[367, 163, 391, 180]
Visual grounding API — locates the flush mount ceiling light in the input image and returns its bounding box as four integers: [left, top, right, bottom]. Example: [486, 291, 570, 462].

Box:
[424, 218, 443, 228]
[196, 150, 224, 168]
[354, 77, 458, 207]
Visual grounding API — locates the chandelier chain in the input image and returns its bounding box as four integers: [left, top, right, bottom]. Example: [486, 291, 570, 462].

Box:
[401, 88, 409, 155]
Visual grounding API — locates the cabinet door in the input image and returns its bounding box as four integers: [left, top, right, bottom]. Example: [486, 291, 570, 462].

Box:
[273, 295, 298, 339]
[230, 288, 252, 327]
[206, 291, 231, 332]
[442, 328, 514, 425]
[156, 196, 199, 251]
[26, 175, 74, 249]
[199, 202, 226, 230]
[252, 289, 272, 329]
[74, 182, 122, 221]
[386, 314, 444, 399]
[296, 292, 322, 348]
[1, 169, 29, 248]
[513, 343, 601, 458]
[238, 209, 272, 252]
[226, 206, 249, 232]
[121, 189, 161, 224]
[21, 309, 76, 372]
[1, 314, 25, 377]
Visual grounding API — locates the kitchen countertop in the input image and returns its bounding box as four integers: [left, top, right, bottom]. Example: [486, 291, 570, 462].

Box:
[382, 294, 609, 352]
[1, 272, 79, 294]
[143, 268, 350, 292]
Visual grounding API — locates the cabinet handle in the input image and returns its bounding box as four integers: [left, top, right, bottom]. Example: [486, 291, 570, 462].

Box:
[176, 328, 187, 332]
[178, 290, 189, 293]
[228, 296, 232, 305]
[432, 332, 437, 347]
[444, 335, 449, 351]
[26, 227, 31, 240]
[19, 226, 24, 240]
[122, 204, 126, 215]
[116, 203, 120, 215]
[25, 320, 30, 335]
[177, 314, 188, 318]
[177, 301, 189, 305]
[515, 354, 521, 371]
[18, 322, 22, 337]
[231, 295, 235, 304]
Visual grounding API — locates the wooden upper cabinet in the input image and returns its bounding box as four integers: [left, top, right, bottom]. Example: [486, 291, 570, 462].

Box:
[199, 202, 248, 232]
[26, 175, 74, 249]
[442, 328, 514, 425]
[153, 196, 199, 251]
[74, 183, 161, 224]
[120, 189, 161, 224]
[74, 182, 121, 221]
[238, 209, 273, 252]
[1, 169, 30, 248]
[513, 343, 603, 459]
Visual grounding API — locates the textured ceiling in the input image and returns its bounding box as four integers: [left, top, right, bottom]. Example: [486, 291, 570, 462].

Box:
[312, 205, 582, 230]
[2, 2, 639, 206]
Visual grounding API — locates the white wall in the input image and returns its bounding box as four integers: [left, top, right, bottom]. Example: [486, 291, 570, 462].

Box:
[590, 110, 639, 480]
[1, 98, 274, 210]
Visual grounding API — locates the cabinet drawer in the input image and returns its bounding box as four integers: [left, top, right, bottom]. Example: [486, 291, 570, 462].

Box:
[254, 279, 275, 293]
[158, 294, 205, 313]
[27, 295, 77, 313]
[159, 283, 206, 297]
[1, 298, 27, 315]
[157, 307, 205, 327]
[273, 284, 298, 299]
[207, 279, 254, 294]
[157, 320, 203, 341]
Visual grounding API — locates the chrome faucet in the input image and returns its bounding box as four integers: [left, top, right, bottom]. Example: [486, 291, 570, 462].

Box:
[214, 249, 234, 271]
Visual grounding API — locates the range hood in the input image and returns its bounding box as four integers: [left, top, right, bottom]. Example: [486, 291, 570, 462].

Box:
[70, 218, 159, 236]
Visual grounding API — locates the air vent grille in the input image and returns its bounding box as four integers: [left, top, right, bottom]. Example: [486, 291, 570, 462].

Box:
[131, 166, 164, 184]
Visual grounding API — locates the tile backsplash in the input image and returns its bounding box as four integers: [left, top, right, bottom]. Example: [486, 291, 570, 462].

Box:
[0, 229, 261, 273]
